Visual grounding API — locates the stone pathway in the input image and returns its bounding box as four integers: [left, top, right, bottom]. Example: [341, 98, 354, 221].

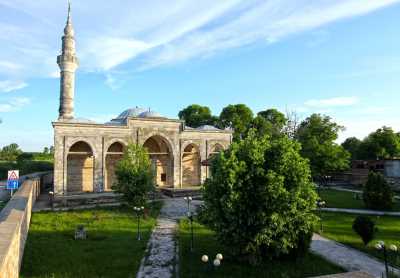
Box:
[311, 233, 400, 278]
[321, 207, 400, 216]
[329, 186, 400, 200]
[136, 198, 202, 278]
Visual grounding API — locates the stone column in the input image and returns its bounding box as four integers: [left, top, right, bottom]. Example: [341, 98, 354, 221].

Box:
[53, 135, 65, 195]
[200, 140, 207, 184]
[93, 139, 104, 192]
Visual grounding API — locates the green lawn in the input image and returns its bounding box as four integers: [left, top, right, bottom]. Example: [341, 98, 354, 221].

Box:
[179, 219, 344, 278]
[319, 212, 400, 267]
[318, 188, 400, 211]
[0, 199, 7, 211]
[21, 202, 162, 278]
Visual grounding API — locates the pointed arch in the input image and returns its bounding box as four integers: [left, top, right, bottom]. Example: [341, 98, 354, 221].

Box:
[67, 141, 94, 192]
[143, 135, 174, 187]
[182, 143, 201, 187]
[105, 142, 126, 191]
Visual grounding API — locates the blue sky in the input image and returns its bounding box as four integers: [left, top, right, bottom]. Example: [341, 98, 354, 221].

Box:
[0, 0, 399, 151]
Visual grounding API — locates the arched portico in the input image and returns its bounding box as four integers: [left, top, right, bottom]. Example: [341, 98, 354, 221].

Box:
[209, 143, 224, 157]
[67, 141, 94, 192]
[143, 135, 174, 187]
[105, 142, 125, 191]
[182, 143, 201, 187]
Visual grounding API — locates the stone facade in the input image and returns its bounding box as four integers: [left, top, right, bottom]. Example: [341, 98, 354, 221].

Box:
[53, 5, 232, 195]
[53, 118, 232, 195]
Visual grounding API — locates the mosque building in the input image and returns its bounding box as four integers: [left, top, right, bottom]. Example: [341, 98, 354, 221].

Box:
[52, 3, 232, 195]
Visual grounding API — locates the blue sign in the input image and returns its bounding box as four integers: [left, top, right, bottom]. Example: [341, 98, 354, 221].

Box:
[7, 179, 19, 190]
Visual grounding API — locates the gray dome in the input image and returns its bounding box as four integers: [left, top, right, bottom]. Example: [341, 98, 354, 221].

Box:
[139, 110, 163, 118]
[116, 107, 146, 119]
[197, 125, 221, 131]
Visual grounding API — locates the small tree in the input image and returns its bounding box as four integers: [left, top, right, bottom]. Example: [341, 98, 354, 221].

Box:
[363, 172, 393, 210]
[202, 130, 318, 263]
[113, 143, 154, 207]
[352, 216, 376, 245]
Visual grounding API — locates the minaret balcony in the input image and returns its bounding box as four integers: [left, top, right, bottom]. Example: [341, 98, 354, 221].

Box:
[57, 55, 79, 66]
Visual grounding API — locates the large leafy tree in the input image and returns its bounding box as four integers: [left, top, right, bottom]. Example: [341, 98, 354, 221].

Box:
[0, 143, 23, 161]
[219, 104, 253, 140]
[295, 114, 350, 179]
[358, 127, 400, 160]
[341, 137, 362, 160]
[113, 143, 154, 207]
[363, 171, 393, 210]
[178, 104, 216, 128]
[252, 108, 287, 138]
[202, 131, 318, 263]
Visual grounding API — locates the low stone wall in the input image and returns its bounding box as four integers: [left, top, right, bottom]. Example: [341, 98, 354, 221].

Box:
[0, 178, 41, 278]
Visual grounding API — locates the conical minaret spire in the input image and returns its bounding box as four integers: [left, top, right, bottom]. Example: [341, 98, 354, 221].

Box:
[57, 0, 79, 120]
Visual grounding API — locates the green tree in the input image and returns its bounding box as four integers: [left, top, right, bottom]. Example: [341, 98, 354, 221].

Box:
[178, 104, 216, 128]
[0, 143, 23, 161]
[363, 171, 393, 210]
[112, 143, 155, 207]
[341, 137, 362, 160]
[352, 216, 376, 246]
[43, 147, 49, 154]
[295, 114, 350, 179]
[202, 131, 318, 263]
[252, 108, 287, 138]
[358, 127, 400, 160]
[219, 104, 253, 140]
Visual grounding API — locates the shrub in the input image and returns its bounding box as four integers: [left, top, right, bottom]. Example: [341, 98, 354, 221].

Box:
[202, 130, 318, 264]
[352, 216, 376, 246]
[112, 143, 154, 207]
[363, 171, 393, 210]
[0, 160, 53, 180]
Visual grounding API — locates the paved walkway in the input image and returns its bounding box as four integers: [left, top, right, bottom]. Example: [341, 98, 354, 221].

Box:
[136, 198, 202, 278]
[329, 186, 400, 200]
[311, 234, 400, 278]
[321, 207, 400, 216]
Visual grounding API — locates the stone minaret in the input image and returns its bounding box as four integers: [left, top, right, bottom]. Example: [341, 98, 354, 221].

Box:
[57, 1, 79, 120]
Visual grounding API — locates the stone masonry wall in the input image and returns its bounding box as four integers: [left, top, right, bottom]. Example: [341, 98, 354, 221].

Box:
[0, 178, 41, 278]
[53, 119, 232, 193]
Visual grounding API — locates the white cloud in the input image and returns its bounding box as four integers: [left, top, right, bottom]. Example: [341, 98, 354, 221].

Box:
[0, 96, 30, 112]
[0, 0, 397, 80]
[0, 80, 28, 93]
[81, 37, 152, 71]
[304, 96, 359, 107]
[337, 118, 400, 142]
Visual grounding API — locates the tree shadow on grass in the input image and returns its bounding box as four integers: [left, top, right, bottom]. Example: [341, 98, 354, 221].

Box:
[179, 220, 345, 278]
[21, 229, 149, 278]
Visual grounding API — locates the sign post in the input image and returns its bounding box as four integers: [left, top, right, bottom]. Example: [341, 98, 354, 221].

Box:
[7, 170, 19, 196]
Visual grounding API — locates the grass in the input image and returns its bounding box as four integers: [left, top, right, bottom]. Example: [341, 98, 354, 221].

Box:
[21, 202, 162, 278]
[0, 199, 8, 211]
[179, 219, 344, 278]
[319, 211, 400, 267]
[318, 188, 400, 211]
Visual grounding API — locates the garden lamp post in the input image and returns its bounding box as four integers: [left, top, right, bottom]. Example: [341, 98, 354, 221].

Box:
[376, 242, 398, 277]
[184, 196, 194, 251]
[201, 253, 223, 272]
[375, 241, 389, 277]
[134, 206, 144, 241]
[317, 200, 326, 233]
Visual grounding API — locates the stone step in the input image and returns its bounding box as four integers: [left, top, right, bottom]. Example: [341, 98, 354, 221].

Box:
[159, 187, 202, 198]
